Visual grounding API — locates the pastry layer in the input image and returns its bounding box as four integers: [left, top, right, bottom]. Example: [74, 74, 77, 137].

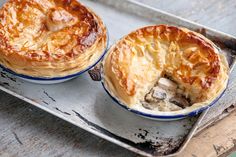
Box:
[103, 25, 229, 113]
[0, 0, 107, 77]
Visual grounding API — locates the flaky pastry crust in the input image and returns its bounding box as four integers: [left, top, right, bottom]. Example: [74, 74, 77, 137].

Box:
[103, 25, 229, 113]
[0, 0, 107, 77]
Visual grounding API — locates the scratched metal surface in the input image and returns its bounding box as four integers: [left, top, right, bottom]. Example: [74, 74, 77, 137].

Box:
[0, 0, 197, 156]
[99, 0, 236, 133]
[0, 0, 236, 157]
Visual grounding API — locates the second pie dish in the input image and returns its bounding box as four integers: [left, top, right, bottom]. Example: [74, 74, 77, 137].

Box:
[0, 0, 108, 83]
[102, 25, 229, 120]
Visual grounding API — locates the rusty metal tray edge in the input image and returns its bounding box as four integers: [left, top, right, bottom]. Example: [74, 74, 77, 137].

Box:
[0, 75, 210, 157]
[0, 85, 149, 156]
[91, 0, 236, 156]
[94, 0, 236, 157]
[100, 0, 236, 50]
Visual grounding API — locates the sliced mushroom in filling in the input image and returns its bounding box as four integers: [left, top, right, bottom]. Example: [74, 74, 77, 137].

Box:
[141, 77, 191, 111]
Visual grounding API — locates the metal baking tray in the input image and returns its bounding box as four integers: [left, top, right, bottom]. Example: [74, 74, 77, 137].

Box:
[0, 0, 235, 156]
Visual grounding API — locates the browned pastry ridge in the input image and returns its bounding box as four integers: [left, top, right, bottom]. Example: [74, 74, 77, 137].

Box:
[0, 0, 107, 77]
[103, 25, 229, 113]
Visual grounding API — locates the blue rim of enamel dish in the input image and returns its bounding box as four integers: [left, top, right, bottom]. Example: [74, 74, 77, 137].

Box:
[99, 29, 229, 119]
[100, 31, 229, 119]
[0, 30, 109, 81]
[101, 80, 228, 119]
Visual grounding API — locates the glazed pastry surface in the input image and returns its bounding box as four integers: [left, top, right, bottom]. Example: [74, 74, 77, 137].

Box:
[0, 0, 107, 77]
[103, 25, 229, 113]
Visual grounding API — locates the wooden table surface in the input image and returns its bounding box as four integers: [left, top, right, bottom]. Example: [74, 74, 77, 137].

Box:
[0, 0, 236, 157]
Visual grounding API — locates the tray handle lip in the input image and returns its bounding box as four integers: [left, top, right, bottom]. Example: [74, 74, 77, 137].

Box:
[168, 108, 210, 157]
[125, 0, 236, 41]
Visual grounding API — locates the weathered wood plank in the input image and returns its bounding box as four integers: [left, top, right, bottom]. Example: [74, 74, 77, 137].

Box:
[177, 109, 236, 157]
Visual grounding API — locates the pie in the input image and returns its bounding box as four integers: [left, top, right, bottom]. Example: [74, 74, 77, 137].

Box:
[0, 0, 107, 77]
[103, 25, 229, 113]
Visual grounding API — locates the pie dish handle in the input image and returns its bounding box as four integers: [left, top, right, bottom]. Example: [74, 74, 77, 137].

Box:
[88, 63, 102, 81]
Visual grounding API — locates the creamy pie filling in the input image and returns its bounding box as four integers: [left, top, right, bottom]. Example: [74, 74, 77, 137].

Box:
[103, 25, 229, 114]
[141, 76, 191, 111]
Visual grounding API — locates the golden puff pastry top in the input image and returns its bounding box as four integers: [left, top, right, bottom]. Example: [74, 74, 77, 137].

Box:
[103, 25, 229, 113]
[0, 0, 107, 77]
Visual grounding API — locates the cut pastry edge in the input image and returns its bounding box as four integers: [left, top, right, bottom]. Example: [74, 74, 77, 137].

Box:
[140, 73, 191, 112]
[102, 25, 229, 114]
[103, 62, 228, 114]
[138, 62, 229, 113]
